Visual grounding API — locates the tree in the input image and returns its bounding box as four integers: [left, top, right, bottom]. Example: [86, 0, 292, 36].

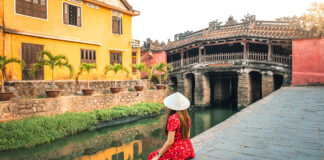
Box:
[276, 2, 324, 37]
[104, 63, 129, 80]
[75, 63, 96, 88]
[30, 50, 74, 90]
[131, 63, 151, 79]
[151, 62, 173, 84]
[0, 56, 24, 93]
[300, 2, 324, 37]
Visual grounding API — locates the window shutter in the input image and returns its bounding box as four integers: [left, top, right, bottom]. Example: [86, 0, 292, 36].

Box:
[112, 16, 118, 34]
[120, 18, 123, 34]
[63, 3, 69, 24]
[77, 6, 81, 27]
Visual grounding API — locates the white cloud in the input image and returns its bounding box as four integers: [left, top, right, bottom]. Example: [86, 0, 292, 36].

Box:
[128, 0, 318, 43]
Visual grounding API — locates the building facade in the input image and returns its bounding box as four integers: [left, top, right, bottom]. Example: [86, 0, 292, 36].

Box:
[0, 0, 140, 81]
[140, 38, 167, 78]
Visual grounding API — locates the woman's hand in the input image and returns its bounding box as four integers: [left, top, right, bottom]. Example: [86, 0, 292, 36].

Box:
[152, 155, 160, 160]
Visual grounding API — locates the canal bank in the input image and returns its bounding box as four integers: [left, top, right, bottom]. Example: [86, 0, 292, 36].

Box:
[192, 86, 324, 160]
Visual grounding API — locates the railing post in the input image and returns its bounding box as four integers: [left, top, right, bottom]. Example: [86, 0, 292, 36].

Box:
[243, 38, 248, 59]
[198, 46, 204, 63]
[267, 40, 273, 61]
[180, 51, 184, 66]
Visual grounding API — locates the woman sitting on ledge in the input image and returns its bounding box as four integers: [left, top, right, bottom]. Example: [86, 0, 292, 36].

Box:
[148, 92, 195, 160]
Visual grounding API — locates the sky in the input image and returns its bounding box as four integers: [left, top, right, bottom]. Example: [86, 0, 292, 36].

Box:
[127, 0, 319, 44]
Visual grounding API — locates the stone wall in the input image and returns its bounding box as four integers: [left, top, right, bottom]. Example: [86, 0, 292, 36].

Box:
[4, 80, 154, 100]
[0, 89, 168, 122]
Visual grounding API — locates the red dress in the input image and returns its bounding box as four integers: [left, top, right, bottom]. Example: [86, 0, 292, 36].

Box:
[148, 113, 195, 160]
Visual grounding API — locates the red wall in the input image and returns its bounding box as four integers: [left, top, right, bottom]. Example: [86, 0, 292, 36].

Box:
[140, 51, 167, 77]
[292, 37, 324, 85]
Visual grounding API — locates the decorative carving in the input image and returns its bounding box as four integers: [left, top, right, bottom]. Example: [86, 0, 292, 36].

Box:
[241, 13, 256, 23]
[209, 19, 222, 30]
[142, 38, 166, 51]
[174, 31, 193, 41]
[225, 16, 238, 26]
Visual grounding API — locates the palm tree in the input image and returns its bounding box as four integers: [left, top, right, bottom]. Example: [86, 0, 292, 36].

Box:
[75, 63, 96, 89]
[151, 62, 173, 84]
[104, 63, 129, 81]
[0, 56, 25, 93]
[131, 63, 151, 79]
[30, 50, 74, 90]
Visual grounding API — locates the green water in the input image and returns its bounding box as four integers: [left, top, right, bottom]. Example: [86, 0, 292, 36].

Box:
[0, 106, 237, 160]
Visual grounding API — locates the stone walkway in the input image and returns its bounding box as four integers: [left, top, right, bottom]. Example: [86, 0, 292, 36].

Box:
[191, 86, 324, 160]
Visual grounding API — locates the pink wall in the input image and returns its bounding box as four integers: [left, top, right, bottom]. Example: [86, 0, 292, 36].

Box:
[292, 37, 324, 85]
[140, 51, 167, 77]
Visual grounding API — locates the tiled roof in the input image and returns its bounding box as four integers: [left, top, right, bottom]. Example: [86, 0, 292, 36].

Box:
[141, 39, 166, 52]
[166, 21, 314, 50]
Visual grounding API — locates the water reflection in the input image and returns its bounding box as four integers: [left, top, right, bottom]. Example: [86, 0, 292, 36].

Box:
[0, 106, 236, 160]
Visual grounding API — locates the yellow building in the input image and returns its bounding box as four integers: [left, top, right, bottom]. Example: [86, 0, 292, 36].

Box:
[0, 0, 140, 81]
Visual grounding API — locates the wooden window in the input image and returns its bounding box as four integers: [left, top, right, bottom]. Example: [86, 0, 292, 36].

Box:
[21, 43, 44, 80]
[16, 0, 47, 19]
[112, 16, 122, 35]
[110, 52, 122, 65]
[81, 49, 96, 63]
[63, 3, 81, 27]
[132, 52, 137, 73]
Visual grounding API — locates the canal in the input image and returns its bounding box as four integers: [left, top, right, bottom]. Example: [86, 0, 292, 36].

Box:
[0, 105, 237, 160]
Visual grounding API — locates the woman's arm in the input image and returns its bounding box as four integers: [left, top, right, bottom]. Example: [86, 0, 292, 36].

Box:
[152, 131, 175, 160]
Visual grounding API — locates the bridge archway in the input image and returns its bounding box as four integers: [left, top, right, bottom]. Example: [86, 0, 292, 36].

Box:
[274, 74, 284, 90]
[250, 71, 262, 103]
[207, 72, 238, 106]
[170, 76, 178, 91]
[184, 73, 195, 104]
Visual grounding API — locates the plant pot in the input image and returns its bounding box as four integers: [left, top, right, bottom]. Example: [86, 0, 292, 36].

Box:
[82, 89, 95, 96]
[110, 87, 121, 93]
[155, 84, 165, 90]
[134, 85, 144, 91]
[0, 92, 14, 101]
[45, 90, 61, 98]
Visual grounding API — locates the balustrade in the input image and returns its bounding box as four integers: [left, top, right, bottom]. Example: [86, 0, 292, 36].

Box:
[168, 52, 291, 69]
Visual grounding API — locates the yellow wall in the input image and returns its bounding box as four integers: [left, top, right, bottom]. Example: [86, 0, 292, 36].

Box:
[2, 0, 140, 80]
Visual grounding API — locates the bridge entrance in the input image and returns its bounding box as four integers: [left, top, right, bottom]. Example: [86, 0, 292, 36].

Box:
[250, 71, 262, 103]
[208, 72, 238, 106]
[274, 74, 284, 90]
[184, 73, 195, 104]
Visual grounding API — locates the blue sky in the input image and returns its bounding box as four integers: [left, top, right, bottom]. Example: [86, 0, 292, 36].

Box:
[128, 0, 318, 44]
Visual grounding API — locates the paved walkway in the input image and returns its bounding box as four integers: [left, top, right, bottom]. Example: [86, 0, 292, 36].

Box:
[191, 86, 324, 160]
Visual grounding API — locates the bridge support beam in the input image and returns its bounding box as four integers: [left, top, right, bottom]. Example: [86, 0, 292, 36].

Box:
[262, 72, 274, 98]
[238, 71, 251, 109]
[194, 73, 210, 107]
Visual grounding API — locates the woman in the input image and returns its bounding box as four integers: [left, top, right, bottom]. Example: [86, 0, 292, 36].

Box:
[148, 92, 195, 160]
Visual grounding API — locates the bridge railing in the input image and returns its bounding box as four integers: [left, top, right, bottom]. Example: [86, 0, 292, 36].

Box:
[184, 56, 199, 65]
[273, 53, 292, 65]
[169, 52, 291, 69]
[205, 52, 244, 61]
[248, 52, 268, 61]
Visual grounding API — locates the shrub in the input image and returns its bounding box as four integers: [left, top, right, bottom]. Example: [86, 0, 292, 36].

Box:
[0, 102, 164, 151]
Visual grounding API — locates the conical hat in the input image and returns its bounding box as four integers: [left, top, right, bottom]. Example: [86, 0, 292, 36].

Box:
[163, 92, 190, 111]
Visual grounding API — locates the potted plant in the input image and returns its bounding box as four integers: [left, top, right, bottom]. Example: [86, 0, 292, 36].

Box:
[104, 63, 129, 93]
[151, 62, 173, 90]
[31, 50, 74, 98]
[75, 62, 96, 96]
[0, 56, 25, 101]
[131, 63, 150, 91]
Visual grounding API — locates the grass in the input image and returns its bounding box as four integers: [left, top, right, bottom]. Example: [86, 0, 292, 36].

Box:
[0, 102, 164, 151]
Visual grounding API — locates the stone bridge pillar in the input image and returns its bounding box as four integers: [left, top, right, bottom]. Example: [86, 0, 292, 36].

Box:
[176, 74, 185, 95]
[238, 71, 250, 109]
[262, 71, 274, 98]
[194, 73, 210, 107]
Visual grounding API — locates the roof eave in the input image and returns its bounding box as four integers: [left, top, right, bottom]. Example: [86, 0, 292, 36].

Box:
[85, 0, 140, 16]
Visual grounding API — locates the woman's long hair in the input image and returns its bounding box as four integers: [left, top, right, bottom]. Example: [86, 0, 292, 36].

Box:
[165, 109, 190, 139]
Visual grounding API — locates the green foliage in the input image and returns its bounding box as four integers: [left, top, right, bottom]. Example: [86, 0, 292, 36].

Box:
[75, 63, 96, 83]
[131, 63, 151, 79]
[0, 102, 164, 151]
[30, 50, 74, 80]
[150, 62, 173, 84]
[104, 63, 129, 76]
[0, 56, 25, 92]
